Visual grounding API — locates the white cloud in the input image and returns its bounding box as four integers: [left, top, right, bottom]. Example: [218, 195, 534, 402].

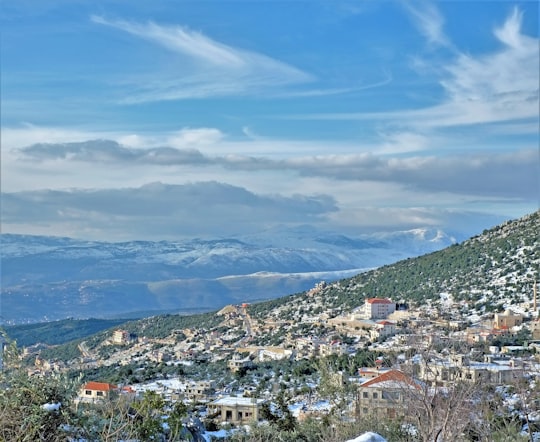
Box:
[376, 131, 430, 154]
[292, 7, 539, 131]
[402, 0, 452, 48]
[166, 128, 224, 148]
[494, 7, 527, 49]
[91, 16, 246, 68]
[91, 15, 313, 102]
[2, 124, 107, 149]
[440, 8, 538, 114]
[436, 7, 539, 126]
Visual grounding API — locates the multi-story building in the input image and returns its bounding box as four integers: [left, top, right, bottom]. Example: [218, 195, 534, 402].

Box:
[415, 354, 524, 385]
[185, 380, 215, 402]
[364, 298, 396, 320]
[370, 320, 397, 340]
[356, 369, 420, 419]
[112, 329, 137, 345]
[227, 354, 254, 372]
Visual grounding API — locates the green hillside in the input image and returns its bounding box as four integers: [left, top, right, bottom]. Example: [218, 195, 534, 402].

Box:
[3, 318, 130, 347]
[249, 210, 539, 317]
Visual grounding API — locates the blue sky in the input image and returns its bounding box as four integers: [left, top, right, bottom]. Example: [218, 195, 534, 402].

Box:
[1, 0, 538, 241]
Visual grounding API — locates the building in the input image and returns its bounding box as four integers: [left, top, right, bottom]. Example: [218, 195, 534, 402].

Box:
[208, 396, 266, 424]
[364, 298, 396, 320]
[228, 353, 254, 372]
[78, 381, 118, 402]
[493, 310, 523, 329]
[256, 347, 293, 362]
[415, 354, 524, 385]
[185, 380, 215, 402]
[532, 320, 540, 340]
[77, 381, 136, 404]
[356, 369, 420, 419]
[370, 321, 397, 340]
[319, 341, 348, 357]
[112, 329, 137, 345]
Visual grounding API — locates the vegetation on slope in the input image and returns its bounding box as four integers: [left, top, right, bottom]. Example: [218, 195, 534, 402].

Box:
[4, 318, 129, 347]
[9, 211, 538, 361]
[249, 211, 540, 318]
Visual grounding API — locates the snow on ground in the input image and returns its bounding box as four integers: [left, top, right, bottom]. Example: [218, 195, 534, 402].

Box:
[42, 402, 61, 412]
[131, 377, 187, 394]
[202, 429, 235, 441]
[439, 292, 454, 305]
[346, 432, 387, 442]
[466, 313, 481, 323]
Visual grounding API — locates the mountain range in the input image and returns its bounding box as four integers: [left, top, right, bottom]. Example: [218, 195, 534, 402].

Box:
[0, 226, 456, 324]
[4, 211, 538, 349]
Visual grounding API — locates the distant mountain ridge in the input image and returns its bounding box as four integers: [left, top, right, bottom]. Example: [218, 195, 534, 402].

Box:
[0, 226, 457, 324]
[4, 211, 538, 348]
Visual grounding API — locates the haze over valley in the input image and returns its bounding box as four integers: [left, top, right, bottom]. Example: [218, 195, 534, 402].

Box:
[1, 225, 456, 324]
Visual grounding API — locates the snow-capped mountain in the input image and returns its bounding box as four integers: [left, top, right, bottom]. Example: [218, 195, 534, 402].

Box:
[1, 227, 456, 324]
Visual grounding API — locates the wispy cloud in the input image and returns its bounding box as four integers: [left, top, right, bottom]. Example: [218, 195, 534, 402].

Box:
[91, 15, 313, 102]
[295, 7, 539, 131]
[402, 0, 452, 49]
[439, 7, 538, 118]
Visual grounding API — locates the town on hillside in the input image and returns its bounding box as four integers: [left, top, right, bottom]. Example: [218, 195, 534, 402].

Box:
[4, 280, 540, 440]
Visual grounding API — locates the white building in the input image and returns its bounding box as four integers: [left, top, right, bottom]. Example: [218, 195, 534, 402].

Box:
[364, 298, 396, 319]
[370, 320, 397, 340]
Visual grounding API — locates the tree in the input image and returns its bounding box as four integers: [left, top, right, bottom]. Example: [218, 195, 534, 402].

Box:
[130, 390, 166, 440]
[0, 370, 78, 441]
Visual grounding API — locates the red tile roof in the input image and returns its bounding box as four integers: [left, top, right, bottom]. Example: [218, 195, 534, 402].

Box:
[367, 298, 393, 304]
[83, 381, 117, 392]
[360, 369, 419, 389]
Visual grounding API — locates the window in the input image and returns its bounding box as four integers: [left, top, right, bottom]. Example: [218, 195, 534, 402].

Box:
[362, 392, 368, 398]
[382, 391, 399, 401]
[85, 390, 92, 396]
[96, 391, 104, 397]
[373, 393, 378, 399]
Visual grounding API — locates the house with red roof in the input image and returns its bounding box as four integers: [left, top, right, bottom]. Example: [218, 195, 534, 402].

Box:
[370, 320, 397, 340]
[78, 381, 135, 403]
[78, 381, 118, 402]
[356, 369, 420, 419]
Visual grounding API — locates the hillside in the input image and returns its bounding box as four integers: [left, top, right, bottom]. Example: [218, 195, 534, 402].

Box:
[3, 318, 130, 348]
[21, 210, 538, 353]
[249, 210, 540, 319]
